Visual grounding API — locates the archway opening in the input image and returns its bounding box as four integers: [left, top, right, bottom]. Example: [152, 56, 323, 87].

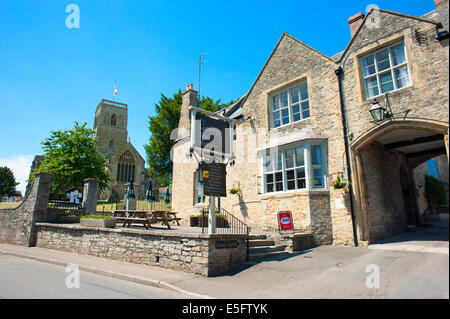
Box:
[351, 120, 448, 244]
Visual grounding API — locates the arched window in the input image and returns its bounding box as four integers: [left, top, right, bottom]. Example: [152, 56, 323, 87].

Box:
[111, 114, 117, 126]
[116, 151, 135, 182]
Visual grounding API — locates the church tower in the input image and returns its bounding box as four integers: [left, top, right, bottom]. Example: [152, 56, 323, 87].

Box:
[93, 99, 128, 156]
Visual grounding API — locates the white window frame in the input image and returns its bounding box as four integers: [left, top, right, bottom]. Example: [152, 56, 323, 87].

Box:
[360, 41, 412, 100]
[262, 141, 327, 194]
[269, 81, 310, 129]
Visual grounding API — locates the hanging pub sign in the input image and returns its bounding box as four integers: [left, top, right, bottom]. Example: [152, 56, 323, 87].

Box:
[202, 162, 227, 197]
[277, 211, 294, 234]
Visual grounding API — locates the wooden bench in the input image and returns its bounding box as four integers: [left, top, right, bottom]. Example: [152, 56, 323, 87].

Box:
[112, 210, 151, 229]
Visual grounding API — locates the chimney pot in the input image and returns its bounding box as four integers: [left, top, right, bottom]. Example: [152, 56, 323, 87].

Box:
[348, 12, 365, 38]
[187, 83, 194, 91]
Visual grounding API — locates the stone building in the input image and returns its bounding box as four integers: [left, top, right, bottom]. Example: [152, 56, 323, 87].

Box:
[172, 0, 449, 246]
[93, 99, 149, 200]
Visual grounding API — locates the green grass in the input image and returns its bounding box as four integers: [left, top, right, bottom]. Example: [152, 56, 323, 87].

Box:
[0, 201, 22, 209]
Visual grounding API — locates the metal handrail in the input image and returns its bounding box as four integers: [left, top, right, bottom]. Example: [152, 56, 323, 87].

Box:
[201, 207, 250, 260]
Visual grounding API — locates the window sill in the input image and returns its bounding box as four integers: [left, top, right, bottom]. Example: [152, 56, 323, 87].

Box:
[260, 188, 329, 199]
[364, 84, 413, 101]
[270, 117, 311, 131]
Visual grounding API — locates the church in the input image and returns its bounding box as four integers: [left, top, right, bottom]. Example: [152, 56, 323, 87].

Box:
[93, 99, 149, 201]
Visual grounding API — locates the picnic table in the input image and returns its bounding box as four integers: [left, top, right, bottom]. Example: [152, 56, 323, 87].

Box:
[111, 210, 181, 229]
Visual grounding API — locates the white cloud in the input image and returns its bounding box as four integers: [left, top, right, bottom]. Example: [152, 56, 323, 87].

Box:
[0, 155, 34, 196]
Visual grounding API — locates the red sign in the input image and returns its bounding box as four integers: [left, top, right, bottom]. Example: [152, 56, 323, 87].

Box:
[277, 211, 294, 233]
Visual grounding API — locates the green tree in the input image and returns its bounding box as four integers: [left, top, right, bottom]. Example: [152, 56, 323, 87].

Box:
[145, 91, 235, 186]
[0, 166, 19, 200]
[32, 122, 110, 194]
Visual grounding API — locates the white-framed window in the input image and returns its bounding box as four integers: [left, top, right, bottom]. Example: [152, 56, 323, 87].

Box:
[270, 81, 310, 128]
[194, 171, 205, 204]
[360, 41, 411, 99]
[262, 141, 327, 193]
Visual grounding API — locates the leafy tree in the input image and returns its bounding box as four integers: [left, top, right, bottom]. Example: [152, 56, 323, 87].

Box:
[145, 91, 235, 186]
[0, 166, 19, 200]
[424, 174, 447, 213]
[31, 122, 110, 194]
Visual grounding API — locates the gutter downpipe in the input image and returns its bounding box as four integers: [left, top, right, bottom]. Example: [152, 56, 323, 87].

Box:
[335, 66, 359, 246]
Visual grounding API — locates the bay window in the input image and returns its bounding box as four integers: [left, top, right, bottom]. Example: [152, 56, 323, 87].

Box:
[263, 141, 327, 193]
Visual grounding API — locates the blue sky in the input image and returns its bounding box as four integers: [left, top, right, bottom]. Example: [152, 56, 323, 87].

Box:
[0, 0, 435, 194]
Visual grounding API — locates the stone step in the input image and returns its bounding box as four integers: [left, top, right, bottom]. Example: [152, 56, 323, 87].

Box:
[248, 250, 290, 262]
[248, 240, 275, 247]
[249, 245, 285, 254]
[248, 234, 267, 240]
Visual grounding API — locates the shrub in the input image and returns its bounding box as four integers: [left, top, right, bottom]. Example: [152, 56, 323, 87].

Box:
[81, 214, 115, 219]
[424, 175, 446, 206]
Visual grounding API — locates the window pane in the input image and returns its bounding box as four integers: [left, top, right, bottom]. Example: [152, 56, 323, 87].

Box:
[301, 101, 310, 119]
[311, 145, 322, 165]
[291, 88, 299, 104]
[292, 104, 300, 114]
[276, 152, 283, 170]
[376, 49, 390, 71]
[264, 153, 273, 173]
[274, 111, 281, 127]
[302, 109, 310, 119]
[266, 183, 274, 193]
[285, 149, 294, 168]
[282, 108, 289, 125]
[364, 76, 379, 98]
[391, 44, 406, 65]
[281, 91, 288, 107]
[296, 168, 306, 189]
[293, 113, 301, 122]
[272, 95, 280, 110]
[362, 55, 375, 76]
[266, 173, 273, 183]
[312, 168, 323, 187]
[300, 83, 308, 101]
[380, 72, 394, 93]
[286, 169, 295, 180]
[295, 146, 304, 166]
[395, 66, 410, 88]
[287, 180, 296, 190]
[275, 172, 283, 191]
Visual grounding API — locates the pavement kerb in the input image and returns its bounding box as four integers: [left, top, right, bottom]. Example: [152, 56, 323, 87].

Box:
[0, 248, 215, 299]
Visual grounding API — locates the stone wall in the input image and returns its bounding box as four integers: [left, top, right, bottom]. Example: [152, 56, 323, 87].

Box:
[359, 143, 410, 242]
[34, 223, 248, 277]
[0, 173, 52, 246]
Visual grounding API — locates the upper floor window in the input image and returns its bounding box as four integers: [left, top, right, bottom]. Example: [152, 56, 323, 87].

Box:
[111, 114, 117, 126]
[360, 41, 411, 99]
[269, 81, 310, 128]
[262, 141, 326, 194]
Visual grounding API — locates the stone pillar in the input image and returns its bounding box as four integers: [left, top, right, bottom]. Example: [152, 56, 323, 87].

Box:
[82, 178, 99, 215]
[28, 172, 53, 246]
[30, 172, 53, 222]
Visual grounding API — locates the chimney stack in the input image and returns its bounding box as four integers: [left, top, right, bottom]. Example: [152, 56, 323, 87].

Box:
[177, 83, 198, 140]
[348, 12, 365, 37]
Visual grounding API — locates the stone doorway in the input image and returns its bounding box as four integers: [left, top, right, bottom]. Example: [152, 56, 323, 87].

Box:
[349, 119, 449, 244]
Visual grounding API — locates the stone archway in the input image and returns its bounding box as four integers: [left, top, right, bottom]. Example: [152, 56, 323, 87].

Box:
[349, 119, 449, 244]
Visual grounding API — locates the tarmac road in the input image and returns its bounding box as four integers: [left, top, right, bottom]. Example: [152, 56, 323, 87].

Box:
[0, 214, 448, 299]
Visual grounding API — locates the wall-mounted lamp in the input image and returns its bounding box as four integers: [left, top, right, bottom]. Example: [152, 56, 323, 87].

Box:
[369, 98, 392, 123]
